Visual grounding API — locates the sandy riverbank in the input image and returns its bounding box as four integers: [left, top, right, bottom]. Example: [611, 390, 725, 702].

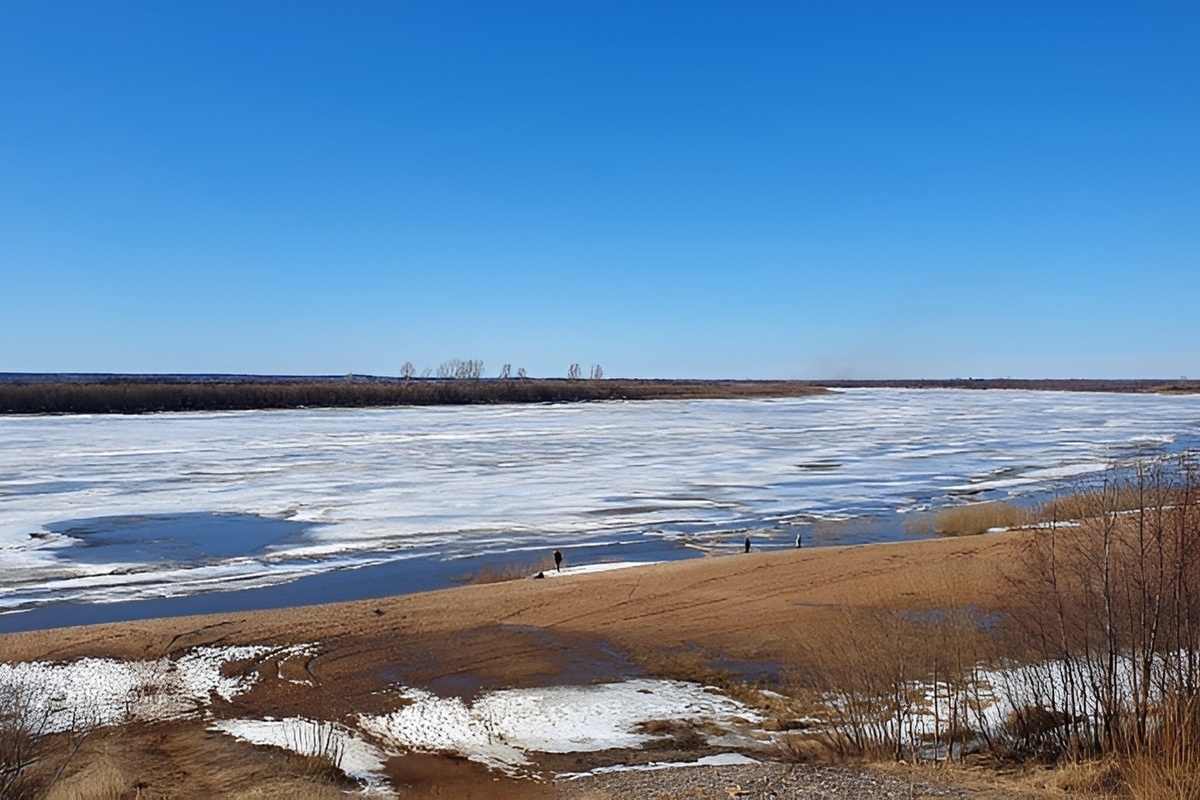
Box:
[1, 530, 1025, 668]
[0, 531, 1053, 798]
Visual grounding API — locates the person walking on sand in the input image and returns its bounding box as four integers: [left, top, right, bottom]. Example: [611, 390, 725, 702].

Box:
[743, 536, 751, 553]
[553, 549, 563, 571]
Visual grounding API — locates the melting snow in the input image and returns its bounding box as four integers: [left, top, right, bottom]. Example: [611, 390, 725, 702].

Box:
[539, 561, 663, 577]
[560, 751, 759, 779]
[0, 644, 312, 732]
[211, 717, 393, 796]
[358, 678, 763, 773]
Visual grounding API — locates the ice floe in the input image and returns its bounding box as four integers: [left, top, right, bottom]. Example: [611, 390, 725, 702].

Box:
[3, 390, 1200, 614]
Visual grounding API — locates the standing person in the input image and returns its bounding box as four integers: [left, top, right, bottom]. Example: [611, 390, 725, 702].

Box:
[796, 532, 803, 548]
[553, 549, 563, 571]
[743, 536, 751, 553]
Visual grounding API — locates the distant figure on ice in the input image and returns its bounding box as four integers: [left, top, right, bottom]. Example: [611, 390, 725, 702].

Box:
[553, 549, 563, 571]
[743, 536, 751, 553]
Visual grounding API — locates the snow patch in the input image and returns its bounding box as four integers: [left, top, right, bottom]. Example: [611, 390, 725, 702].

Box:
[211, 717, 393, 796]
[560, 751, 759, 779]
[359, 679, 763, 773]
[539, 561, 663, 578]
[0, 644, 313, 733]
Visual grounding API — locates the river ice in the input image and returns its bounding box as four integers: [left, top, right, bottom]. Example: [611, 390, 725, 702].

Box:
[2, 389, 1199, 620]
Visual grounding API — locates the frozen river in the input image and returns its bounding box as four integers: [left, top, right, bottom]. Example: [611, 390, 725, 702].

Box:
[3, 389, 1200, 631]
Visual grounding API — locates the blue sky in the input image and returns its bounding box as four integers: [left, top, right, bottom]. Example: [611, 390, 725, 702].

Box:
[2, 1, 1197, 379]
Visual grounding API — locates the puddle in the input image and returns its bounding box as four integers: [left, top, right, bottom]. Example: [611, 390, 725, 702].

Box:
[391, 627, 643, 700]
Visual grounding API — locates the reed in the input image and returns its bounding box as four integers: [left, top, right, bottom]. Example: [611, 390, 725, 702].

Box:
[934, 501, 1028, 536]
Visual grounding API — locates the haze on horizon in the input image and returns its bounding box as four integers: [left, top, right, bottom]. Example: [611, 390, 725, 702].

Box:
[1, 1, 1197, 380]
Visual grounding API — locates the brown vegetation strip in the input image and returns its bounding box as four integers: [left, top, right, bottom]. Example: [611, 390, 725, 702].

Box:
[0, 378, 827, 414]
[4, 375, 1199, 414]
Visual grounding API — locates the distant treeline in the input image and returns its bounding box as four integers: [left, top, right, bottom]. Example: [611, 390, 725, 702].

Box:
[0, 378, 828, 414]
[1, 376, 1196, 415]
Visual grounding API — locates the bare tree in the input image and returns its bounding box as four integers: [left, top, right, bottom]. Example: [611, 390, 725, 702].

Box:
[568, 363, 582, 380]
[590, 364, 603, 380]
[421, 368, 432, 378]
[456, 359, 483, 379]
[440, 358, 483, 380]
[400, 361, 415, 380]
[517, 367, 527, 379]
[498, 364, 511, 380]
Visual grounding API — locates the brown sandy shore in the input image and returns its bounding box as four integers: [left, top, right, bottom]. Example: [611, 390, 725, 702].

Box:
[1, 533, 1064, 799]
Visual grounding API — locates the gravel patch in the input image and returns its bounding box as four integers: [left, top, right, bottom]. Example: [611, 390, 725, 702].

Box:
[557, 761, 1016, 799]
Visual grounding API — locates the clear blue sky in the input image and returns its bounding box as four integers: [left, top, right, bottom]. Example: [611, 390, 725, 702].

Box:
[2, 1, 1197, 379]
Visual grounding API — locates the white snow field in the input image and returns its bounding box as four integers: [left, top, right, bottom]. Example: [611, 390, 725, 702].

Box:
[2, 389, 1199, 613]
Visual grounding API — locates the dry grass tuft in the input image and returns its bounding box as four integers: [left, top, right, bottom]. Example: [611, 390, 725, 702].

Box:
[633, 719, 706, 750]
[43, 758, 128, 800]
[1120, 705, 1200, 800]
[455, 556, 555, 585]
[935, 501, 1028, 536]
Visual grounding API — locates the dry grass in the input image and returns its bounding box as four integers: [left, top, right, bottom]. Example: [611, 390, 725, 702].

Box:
[935, 501, 1029, 536]
[1038, 485, 1157, 523]
[1119, 705, 1200, 800]
[454, 556, 556, 585]
[934, 482, 1164, 539]
[43, 758, 127, 800]
[633, 719, 707, 750]
[41, 720, 356, 800]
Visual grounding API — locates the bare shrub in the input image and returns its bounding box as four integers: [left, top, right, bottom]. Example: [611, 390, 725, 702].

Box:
[0, 684, 50, 800]
[0, 683, 91, 800]
[792, 604, 991, 763]
[1008, 457, 1200, 759]
[1038, 483, 1151, 524]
